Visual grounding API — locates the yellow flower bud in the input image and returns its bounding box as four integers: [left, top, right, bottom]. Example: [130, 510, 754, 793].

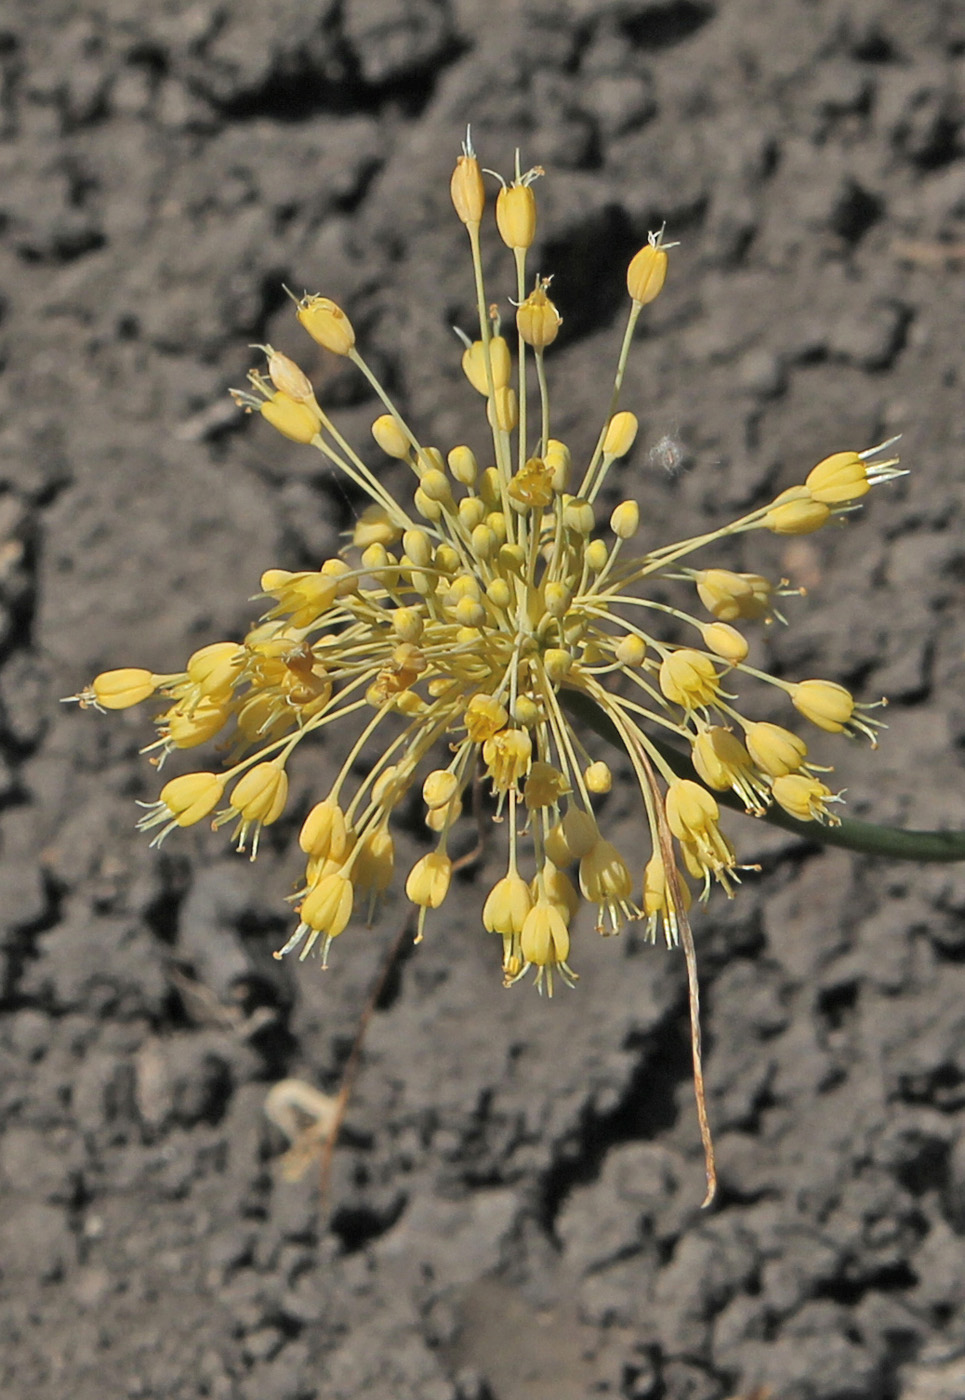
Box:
[772, 774, 841, 825]
[259, 392, 320, 444]
[603, 412, 638, 459]
[627, 237, 669, 305]
[405, 851, 452, 908]
[295, 295, 355, 355]
[486, 577, 512, 609]
[513, 694, 540, 726]
[585, 760, 612, 794]
[299, 799, 348, 861]
[610, 500, 640, 539]
[414, 487, 441, 522]
[563, 497, 595, 535]
[458, 496, 486, 532]
[158, 771, 225, 827]
[417, 469, 452, 508]
[700, 622, 749, 664]
[584, 539, 609, 573]
[402, 528, 433, 568]
[450, 151, 485, 226]
[454, 596, 485, 627]
[391, 607, 423, 643]
[92, 668, 157, 710]
[423, 769, 459, 809]
[371, 413, 412, 460]
[544, 582, 571, 618]
[744, 721, 808, 778]
[542, 648, 573, 683]
[615, 634, 647, 667]
[790, 679, 854, 733]
[516, 282, 561, 349]
[448, 444, 478, 485]
[496, 181, 537, 250]
[659, 649, 720, 709]
[361, 542, 391, 572]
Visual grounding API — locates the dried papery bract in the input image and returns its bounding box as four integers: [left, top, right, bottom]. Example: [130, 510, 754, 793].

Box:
[70, 140, 905, 1207]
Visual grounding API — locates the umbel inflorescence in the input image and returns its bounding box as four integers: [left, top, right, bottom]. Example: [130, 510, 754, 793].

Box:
[73, 142, 902, 1009]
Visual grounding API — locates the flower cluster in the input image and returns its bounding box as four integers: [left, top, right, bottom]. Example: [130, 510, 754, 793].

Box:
[72, 141, 903, 1002]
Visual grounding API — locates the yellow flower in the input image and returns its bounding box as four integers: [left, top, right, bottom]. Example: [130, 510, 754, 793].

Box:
[259, 392, 320, 444]
[691, 726, 768, 814]
[659, 649, 720, 709]
[744, 721, 808, 778]
[771, 773, 842, 825]
[405, 851, 452, 910]
[90, 668, 157, 710]
[136, 771, 225, 846]
[76, 140, 899, 1004]
[519, 900, 575, 996]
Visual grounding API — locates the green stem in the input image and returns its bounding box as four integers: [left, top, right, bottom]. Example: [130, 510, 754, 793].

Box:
[560, 688, 965, 863]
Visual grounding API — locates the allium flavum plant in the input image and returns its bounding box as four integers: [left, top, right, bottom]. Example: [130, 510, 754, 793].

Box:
[72, 140, 904, 1199]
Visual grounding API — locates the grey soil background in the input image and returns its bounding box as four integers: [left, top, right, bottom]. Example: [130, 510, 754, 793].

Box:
[2, 1, 965, 1398]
